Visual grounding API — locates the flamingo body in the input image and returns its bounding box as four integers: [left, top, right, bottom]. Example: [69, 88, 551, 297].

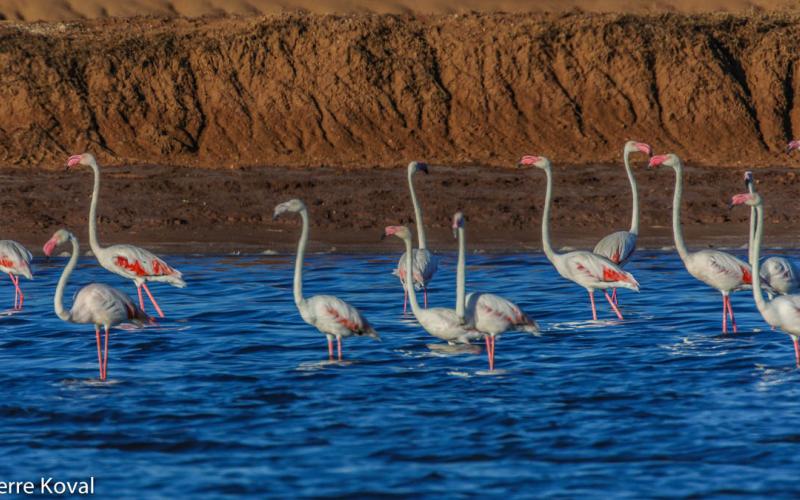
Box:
[553, 250, 640, 292]
[593, 231, 637, 266]
[466, 292, 539, 336]
[69, 283, 147, 326]
[395, 248, 438, 291]
[683, 250, 753, 293]
[96, 244, 185, 287]
[414, 306, 481, 344]
[299, 295, 377, 340]
[0, 240, 33, 310]
[760, 256, 799, 296]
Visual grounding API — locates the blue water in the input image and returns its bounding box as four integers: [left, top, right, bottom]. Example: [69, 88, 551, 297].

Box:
[2, 250, 800, 498]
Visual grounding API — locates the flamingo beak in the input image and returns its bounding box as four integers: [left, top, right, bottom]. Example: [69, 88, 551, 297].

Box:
[43, 239, 58, 257]
[648, 155, 668, 168]
[787, 140, 800, 153]
[66, 155, 82, 169]
[635, 142, 653, 156]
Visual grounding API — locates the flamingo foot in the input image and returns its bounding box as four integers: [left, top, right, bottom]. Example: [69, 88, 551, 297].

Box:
[589, 291, 598, 321]
[605, 291, 624, 320]
[141, 283, 165, 318]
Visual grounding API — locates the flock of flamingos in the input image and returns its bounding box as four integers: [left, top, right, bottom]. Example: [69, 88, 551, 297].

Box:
[2, 145, 800, 380]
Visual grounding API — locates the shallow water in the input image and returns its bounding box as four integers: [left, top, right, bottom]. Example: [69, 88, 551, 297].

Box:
[2, 250, 800, 497]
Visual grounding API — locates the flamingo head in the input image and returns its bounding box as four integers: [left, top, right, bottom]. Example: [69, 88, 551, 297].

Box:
[648, 153, 680, 169]
[409, 161, 429, 175]
[744, 171, 754, 189]
[516, 155, 550, 170]
[730, 192, 762, 208]
[43, 229, 73, 257]
[272, 199, 306, 220]
[625, 141, 653, 157]
[452, 211, 465, 238]
[787, 140, 800, 153]
[65, 153, 96, 169]
[382, 225, 411, 241]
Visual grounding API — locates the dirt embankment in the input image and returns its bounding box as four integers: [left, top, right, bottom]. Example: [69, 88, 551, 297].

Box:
[3, 13, 800, 169]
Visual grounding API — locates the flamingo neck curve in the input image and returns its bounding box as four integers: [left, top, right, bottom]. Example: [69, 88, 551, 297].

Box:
[86, 159, 105, 257]
[623, 148, 640, 235]
[293, 208, 309, 308]
[540, 164, 560, 264]
[668, 162, 691, 263]
[54, 234, 79, 322]
[403, 235, 423, 318]
[750, 202, 769, 314]
[456, 225, 466, 320]
[408, 168, 428, 250]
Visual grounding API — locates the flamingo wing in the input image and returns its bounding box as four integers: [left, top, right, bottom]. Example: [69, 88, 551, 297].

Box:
[467, 292, 539, 335]
[308, 295, 378, 338]
[0, 240, 33, 278]
[761, 256, 800, 295]
[690, 250, 752, 290]
[71, 283, 147, 325]
[105, 244, 184, 284]
[395, 248, 438, 290]
[564, 251, 639, 290]
[593, 231, 637, 266]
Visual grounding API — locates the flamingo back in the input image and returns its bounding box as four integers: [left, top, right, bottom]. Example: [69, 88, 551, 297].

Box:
[395, 248, 438, 290]
[761, 256, 800, 296]
[302, 295, 378, 339]
[466, 292, 540, 336]
[99, 244, 185, 287]
[0, 240, 33, 279]
[685, 250, 754, 293]
[557, 251, 640, 291]
[70, 283, 147, 326]
[593, 231, 637, 267]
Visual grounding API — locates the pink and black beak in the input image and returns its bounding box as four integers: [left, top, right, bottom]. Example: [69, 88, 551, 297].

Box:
[635, 142, 653, 157]
[65, 155, 82, 170]
[787, 140, 800, 154]
[648, 154, 669, 168]
[730, 192, 754, 208]
[42, 237, 58, 258]
[517, 155, 540, 167]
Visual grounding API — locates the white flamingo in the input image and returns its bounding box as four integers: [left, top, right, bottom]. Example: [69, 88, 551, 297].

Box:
[744, 171, 799, 297]
[44, 229, 147, 381]
[452, 212, 539, 370]
[593, 141, 652, 304]
[0, 240, 32, 310]
[394, 161, 438, 312]
[649, 153, 755, 333]
[731, 190, 800, 366]
[274, 199, 379, 360]
[66, 153, 185, 318]
[519, 155, 640, 321]
[384, 225, 480, 344]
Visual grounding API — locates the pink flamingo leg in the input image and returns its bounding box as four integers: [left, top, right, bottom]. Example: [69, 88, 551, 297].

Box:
[102, 325, 110, 381]
[722, 296, 728, 334]
[95, 326, 103, 379]
[137, 285, 146, 312]
[605, 291, 624, 320]
[403, 288, 408, 314]
[484, 335, 494, 370]
[611, 288, 618, 305]
[337, 336, 343, 361]
[8, 274, 20, 310]
[726, 296, 738, 333]
[793, 337, 800, 368]
[141, 283, 165, 318]
[491, 336, 497, 370]
[589, 291, 598, 321]
[327, 337, 334, 360]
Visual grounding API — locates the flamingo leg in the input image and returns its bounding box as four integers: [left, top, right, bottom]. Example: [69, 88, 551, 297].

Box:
[727, 296, 738, 333]
[605, 291, 624, 320]
[794, 337, 800, 368]
[424, 288, 428, 309]
[403, 288, 408, 314]
[337, 336, 343, 361]
[137, 285, 146, 312]
[484, 335, 494, 370]
[95, 326, 103, 380]
[611, 288, 618, 305]
[589, 291, 598, 321]
[722, 296, 728, 334]
[8, 274, 20, 310]
[491, 336, 497, 370]
[141, 283, 165, 318]
[327, 336, 334, 360]
[102, 325, 110, 381]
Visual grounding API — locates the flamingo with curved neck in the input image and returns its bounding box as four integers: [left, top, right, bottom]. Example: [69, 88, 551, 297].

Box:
[649, 153, 755, 333]
[452, 212, 539, 370]
[394, 161, 438, 312]
[274, 199, 379, 361]
[44, 229, 147, 381]
[519, 155, 639, 321]
[732, 190, 800, 366]
[66, 153, 185, 318]
[385, 225, 480, 345]
[593, 141, 652, 304]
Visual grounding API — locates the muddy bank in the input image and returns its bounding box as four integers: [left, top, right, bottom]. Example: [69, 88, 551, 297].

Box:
[3, 162, 799, 254]
[3, 13, 800, 169]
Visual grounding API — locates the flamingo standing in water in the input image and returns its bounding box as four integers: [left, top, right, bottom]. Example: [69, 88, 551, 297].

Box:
[731, 190, 800, 366]
[384, 225, 481, 344]
[66, 153, 185, 318]
[44, 229, 148, 381]
[394, 161, 438, 312]
[744, 171, 799, 297]
[519, 155, 640, 321]
[0, 240, 32, 310]
[649, 153, 755, 333]
[452, 212, 539, 370]
[593, 141, 652, 304]
[274, 199, 379, 360]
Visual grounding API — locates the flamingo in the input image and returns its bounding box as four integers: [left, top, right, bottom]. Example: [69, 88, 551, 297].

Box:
[519, 155, 640, 321]
[731, 190, 800, 366]
[593, 141, 652, 304]
[649, 153, 755, 333]
[394, 161, 438, 313]
[66, 153, 185, 318]
[274, 199, 379, 360]
[744, 171, 799, 297]
[44, 229, 148, 381]
[0, 240, 32, 310]
[452, 212, 539, 371]
[384, 225, 481, 344]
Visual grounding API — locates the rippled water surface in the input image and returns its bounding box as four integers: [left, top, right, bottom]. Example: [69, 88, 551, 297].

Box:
[3, 250, 800, 497]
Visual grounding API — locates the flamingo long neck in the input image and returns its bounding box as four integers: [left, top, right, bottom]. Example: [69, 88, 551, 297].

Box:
[408, 169, 428, 250]
[747, 180, 755, 263]
[403, 236, 423, 317]
[456, 225, 466, 320]
[87, 160, 104, 256]
[54, 235, 78, 322]
[540, 164, 559, 263]
[669, 163, 691, 262]
[750, 202, 769, 313]
[293, 209, 309, 307]
[624, 149, 640, 235]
